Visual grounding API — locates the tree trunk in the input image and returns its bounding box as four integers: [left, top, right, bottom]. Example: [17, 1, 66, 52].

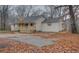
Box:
[1, 5, 8, 31]
[69, 5, 77, 33]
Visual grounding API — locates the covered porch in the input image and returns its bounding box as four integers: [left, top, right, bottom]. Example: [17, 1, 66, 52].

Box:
[18, 22, 36, 33]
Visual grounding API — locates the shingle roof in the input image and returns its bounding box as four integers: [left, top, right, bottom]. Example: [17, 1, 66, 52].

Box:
[42, 17, 61, 23]
[24, 16, 42, 23]
[10, 16, 62, 25]
[11, 16, 44, 24]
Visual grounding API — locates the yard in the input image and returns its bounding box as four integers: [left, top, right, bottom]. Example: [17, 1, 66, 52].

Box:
[0, 32, 79, 53]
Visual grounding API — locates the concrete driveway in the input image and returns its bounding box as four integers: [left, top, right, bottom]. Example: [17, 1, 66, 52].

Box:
[0, 34, 55, 47]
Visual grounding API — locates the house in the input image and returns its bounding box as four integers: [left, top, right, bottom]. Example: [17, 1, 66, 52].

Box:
[75, 18, 79, 33]
[10, 16, 66, 33]
[41, 17, 66, 32]
[10, 16, 45, 33]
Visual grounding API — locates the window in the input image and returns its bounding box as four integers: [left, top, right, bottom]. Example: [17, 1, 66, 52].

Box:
[47, 23, 51, 26]
[30, 23, 34, 26]
[25, 23, 28, 26]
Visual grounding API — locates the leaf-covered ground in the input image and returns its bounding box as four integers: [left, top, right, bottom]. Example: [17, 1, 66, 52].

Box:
[0, 33, 79, 53]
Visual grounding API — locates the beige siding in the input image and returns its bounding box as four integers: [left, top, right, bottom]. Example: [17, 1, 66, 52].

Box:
[41, 22, 63, 32]
[35, 17, 45, 31]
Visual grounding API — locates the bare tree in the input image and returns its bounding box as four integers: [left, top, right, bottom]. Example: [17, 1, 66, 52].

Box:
[44, 5, 64, 18]
[55, 5, 77, 33]
[31, 9, 43, 16]
[46, 5, 55, 18]
[15, 5, 26, 18]
[15, 5, 33, 17]
[69, 5, 77, 33]
[0, 5, 8, 30]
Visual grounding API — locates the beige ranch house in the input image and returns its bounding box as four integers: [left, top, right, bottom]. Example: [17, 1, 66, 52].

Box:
[10, 16, 66, 33]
